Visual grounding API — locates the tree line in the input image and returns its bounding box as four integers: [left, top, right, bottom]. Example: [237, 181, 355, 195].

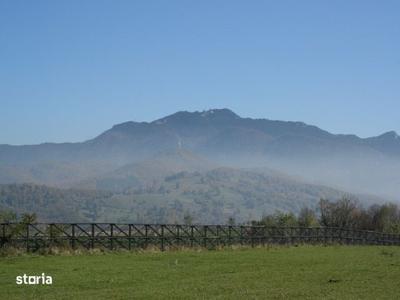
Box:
[3, 195, 400, 234]
[251, 197, 400, 234]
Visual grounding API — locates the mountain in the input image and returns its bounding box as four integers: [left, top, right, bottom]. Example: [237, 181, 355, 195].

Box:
[3, 108, 398, 165]
[366, 131, 400, 157]
[1, 109, 399, 164]
[0, 109, 398, 200]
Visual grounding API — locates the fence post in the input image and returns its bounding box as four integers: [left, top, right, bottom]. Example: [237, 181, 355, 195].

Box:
[216, 226, 220, 247]
[1, 223, 5, 248]
[71, 224, 76, 250]
[91, 223, 95, 249]
[161, 225, 165, 251]
[190, 225, 194, 248]
[228, 226, 232, 246]
[203, 226, 207, 248]
[291, 227, 295, 244]
[251, 227, 255, 248]
[128, 224, 132, 250]
[177, 225, 180, 248]
[26, 223, 30, 252]
[110, 224, 114, 250]
[263, 226, 266, 246]
[145, 225, 149, 249]
[49, 223, 53, 248]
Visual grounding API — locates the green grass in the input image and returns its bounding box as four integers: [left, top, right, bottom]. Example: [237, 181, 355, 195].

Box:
[1, 246, 400, 299]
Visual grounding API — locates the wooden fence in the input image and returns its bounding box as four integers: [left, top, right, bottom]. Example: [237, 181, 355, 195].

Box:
[1, 223, 400, 252]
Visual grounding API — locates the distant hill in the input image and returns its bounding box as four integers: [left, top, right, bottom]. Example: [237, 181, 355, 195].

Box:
[75, 149, 216, 191]
[0, 167, 378, 224]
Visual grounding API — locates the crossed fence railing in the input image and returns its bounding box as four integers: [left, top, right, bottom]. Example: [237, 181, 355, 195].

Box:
[1, 223, 400, 252]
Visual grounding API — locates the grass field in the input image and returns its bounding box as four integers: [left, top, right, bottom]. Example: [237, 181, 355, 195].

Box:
[1, 246, 400, 299]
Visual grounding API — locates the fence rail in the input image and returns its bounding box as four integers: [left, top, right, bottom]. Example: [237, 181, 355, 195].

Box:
[1, 223, 400, 252]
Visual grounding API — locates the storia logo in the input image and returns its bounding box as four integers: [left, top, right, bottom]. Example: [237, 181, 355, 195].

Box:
[16, 273, 53, 285]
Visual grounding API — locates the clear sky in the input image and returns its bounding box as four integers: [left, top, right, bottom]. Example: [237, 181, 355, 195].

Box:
[1, 1, 399, 145]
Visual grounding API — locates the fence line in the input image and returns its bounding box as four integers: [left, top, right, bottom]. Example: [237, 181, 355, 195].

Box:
[1, 223, 400, 252]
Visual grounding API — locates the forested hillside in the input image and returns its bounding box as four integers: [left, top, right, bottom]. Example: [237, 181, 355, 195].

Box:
[0, 184, 112, 222]
[0, 167, 381, 224]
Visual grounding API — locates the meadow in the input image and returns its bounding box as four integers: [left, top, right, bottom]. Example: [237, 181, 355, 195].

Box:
[1, 246, 400, 299]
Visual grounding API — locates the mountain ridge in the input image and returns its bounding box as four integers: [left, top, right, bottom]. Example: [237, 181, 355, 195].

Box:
[1, 108, 398, 146]
[0, 108, 399, 200]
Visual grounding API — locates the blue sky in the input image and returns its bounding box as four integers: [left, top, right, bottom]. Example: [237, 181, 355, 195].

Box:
[1, 1, 399, 145]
